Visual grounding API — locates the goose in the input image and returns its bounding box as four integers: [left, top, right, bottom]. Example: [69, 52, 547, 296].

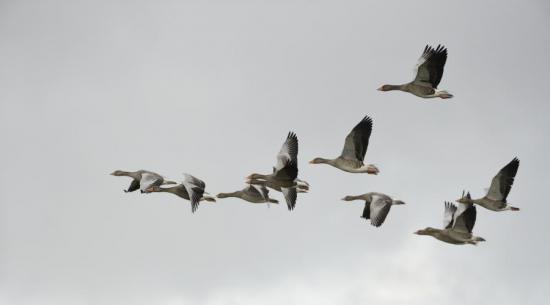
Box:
[378, 45, 453, 99]
[247, 132, 300, 210]
[457, 158, 520, 211]
[341, 192, 405, 227]
[110, 170, 176, 193]
[415, 200, 485, 245]
[246, 178, 310, 193]
[217, 184, 279, 204]
[146, 173, 214, 213]
[310, 115, 379, 174]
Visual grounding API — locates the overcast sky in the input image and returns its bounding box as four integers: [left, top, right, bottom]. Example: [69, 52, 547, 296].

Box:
[1, 0, 549, 304]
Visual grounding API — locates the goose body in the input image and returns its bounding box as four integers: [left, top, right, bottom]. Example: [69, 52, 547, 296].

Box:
[247, 132, 301, 210]
[415, 201, 485, 245]
[217, 184, 279, 204]
[341, 192, 405, 227]
[378, 45, 453, 99]
[457, 158, 520, 212]
[310, 115, 379, 175]
[147, 173, 214, 213]
[110, 170, 176, 193]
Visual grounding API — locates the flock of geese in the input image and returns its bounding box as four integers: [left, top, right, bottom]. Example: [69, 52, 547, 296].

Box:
[111, 44, 520, 246]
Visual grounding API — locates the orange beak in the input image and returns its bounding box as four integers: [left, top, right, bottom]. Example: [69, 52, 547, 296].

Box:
[377, 86, 384, 91]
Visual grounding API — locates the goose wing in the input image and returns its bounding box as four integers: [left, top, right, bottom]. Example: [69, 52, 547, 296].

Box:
[486, 158, 520, 202]
[282, 187, 297, 211]
[369, 194, 392, 227]
[361, 202, 371, 220]
[273, 132, 299, 181]
[413, 45, 447, 88]
[443, 201, 457, 229]
[244, 184, 268, 200]
[140, 172, 163, 192]
[340, 116, 373, 162]
[126, 179, 141, 192]
[182, 173, 206, 213]
[452, 203, 477, 234]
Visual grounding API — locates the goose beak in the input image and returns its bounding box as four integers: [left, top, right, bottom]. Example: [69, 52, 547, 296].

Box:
[377, 86, 384, 91]
[309, 160, 315, 164]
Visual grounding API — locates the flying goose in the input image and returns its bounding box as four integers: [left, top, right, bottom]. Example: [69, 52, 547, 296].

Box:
[415, 200, 485, 245]
[341, 192, 405, 227]
[110, 170, 176, 193]
[217, 184, 279, 204]
[246, 178, 310, 193]
[247, 132, 300, 210]
[457, 158, 520, 211]
[310, 115, 379, 174]
[378, 45, 453, 99]
[147, 173, 214, 213]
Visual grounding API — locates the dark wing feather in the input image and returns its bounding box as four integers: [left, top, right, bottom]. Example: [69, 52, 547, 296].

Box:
[125, 179, 140, 192]
[282, 187, 297, 211]
[340, 116, 373, 162]
[486, 158, 520, 202]
[190, 186, 205, 213]
[361, 202, 371, 220]
[273, 162, 298, 181]
[274, 132, 299, 181]
[413, 44, 448, 88]
[452, 203, 477, 233]
[463, 205, 477, 233]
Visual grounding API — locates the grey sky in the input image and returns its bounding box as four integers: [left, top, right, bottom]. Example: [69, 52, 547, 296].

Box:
[1, 0, 549, 304]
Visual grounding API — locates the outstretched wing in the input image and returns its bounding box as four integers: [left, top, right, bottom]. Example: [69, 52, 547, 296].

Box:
[282, 187, 297, 211]
[340, 116, 373, 162]
[182, 173, 206, 213]
[126, 179, 140, 192]
[486, 158, 520, 202]
[245, 184, 269, 201]
[452, 203, 477, 234]
[369, 194, 392, 227]
[140, 172, 162, 192]
[413, 44, 448, 88]
[443, 201, 457, 229]
[274, 132, 299, 181]
[361, 202, 371, 220]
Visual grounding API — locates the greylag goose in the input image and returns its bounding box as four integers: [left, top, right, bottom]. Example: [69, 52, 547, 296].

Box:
[415, 201, 485, 245]
[341, 192, 405, 227]
[146, 173, 214, 213]
[378, 45, 453, 99]
[246, 177, 310, 193]
[247, 132, 300, 210]
[310, 116, 379, 174]
[110, 170, 176, 193]
[217, 184, 279, 204]
[457, 158, 520, 211]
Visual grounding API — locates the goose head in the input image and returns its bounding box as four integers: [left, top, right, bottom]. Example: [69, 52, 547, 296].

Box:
[341, 195, 358, 201]
[309, 157, 330, 164]
[110, 170, 125, 176]
[414, 227, 438, 236]
[377, 84, 401, 91]
[392, 199, 406, 205]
